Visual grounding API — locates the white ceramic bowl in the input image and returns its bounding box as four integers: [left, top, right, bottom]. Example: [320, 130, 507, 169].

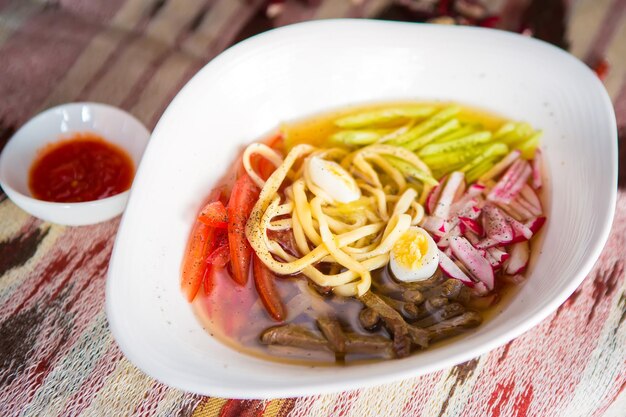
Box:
[106, 20, 617, 398]
[0, 102, 150, 226]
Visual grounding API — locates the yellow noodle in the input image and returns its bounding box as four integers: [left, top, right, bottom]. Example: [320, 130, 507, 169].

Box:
[366, 153, 406, 191]
[242, 143, 284, 188]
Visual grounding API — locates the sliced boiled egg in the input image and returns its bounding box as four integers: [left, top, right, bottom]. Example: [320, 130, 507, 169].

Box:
[307, 156, 361, 203]
[390, 226, 439, 282]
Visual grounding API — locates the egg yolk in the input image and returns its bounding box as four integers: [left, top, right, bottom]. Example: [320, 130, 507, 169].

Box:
[393, 229, 429, 270]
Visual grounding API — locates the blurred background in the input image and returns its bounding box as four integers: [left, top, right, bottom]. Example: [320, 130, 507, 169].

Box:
[0, 0, 623, 135]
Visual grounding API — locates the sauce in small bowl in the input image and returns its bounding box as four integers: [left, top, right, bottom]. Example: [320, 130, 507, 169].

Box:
[0, 103, 150, 226]
[29, 132, 135, 203]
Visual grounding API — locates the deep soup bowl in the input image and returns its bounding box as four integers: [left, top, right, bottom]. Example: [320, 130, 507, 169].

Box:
[106, 20, 617, 398]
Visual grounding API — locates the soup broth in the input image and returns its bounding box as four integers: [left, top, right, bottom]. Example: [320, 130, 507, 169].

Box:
[184, 101, 547, 365]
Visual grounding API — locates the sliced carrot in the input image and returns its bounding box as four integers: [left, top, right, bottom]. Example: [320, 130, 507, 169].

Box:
[198, 201, 228, 228]
[207, 242, 230, 267]
[252, 254, 286, 322]
[181, 221, 212, 302]
[182, 186, 225, 301]
[265, 132, 284, 150]
[227, 173, 259, 285]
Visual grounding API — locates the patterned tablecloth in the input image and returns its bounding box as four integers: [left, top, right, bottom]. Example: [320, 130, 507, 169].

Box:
[0, 1, 625, 416]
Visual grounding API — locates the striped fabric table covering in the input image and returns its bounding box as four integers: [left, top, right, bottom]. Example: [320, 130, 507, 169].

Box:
[0, 1, 624, 416]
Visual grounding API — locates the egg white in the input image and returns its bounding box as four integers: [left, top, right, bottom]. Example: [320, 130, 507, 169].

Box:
[390, 226, 440, 282]
[307, 156, 361, 203]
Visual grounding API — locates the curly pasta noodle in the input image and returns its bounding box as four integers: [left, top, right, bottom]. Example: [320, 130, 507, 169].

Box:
[244, 141, 432, 297]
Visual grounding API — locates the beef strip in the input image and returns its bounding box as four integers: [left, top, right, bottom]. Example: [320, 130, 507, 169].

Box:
[438, 279, 471, 302]
[261, 324, 393, 357]
[407, 326, 429, 348]
[317, 318, 347, 353]
[345, 333, 393, 356]
[359, 307, 381, 331]
[377, 293, 420, 320]
[260, 324, 330, 351]
[401, 289, 425, 305]
[359, 292, 412, 358]
[426, 311, 483, 342]
[413, 303, 466, 328]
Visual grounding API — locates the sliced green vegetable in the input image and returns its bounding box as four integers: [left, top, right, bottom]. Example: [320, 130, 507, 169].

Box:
[517, 131, 542, 158]
[460, 143, 509, 173]
[334, 106, 435, 129]
[493, 122, 516, 140]
[387, 106, 461, 146]
[402, 119, 461, 151]
[431, 124, 478, 144]
[421, 145, 489, 170]
[418, 131, 492, 156]
[466, 156, 500, 183]
[384, 155, 439, 186]
[329, 130, 383, 145]
[500, 122, 534, 146]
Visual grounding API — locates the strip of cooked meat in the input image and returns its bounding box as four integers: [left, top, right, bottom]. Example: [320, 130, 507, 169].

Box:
[377, 293, 420, 320]
[359, 292, 412, 358]
[426, 312, 483, 342]
[400, 289, 425, 305]
[359, 307, 381, 331]
[317, 318, 347, 353]
[260, 324, 330, 351]
[413, 303, 466, 328]
[260, 324, 393, 357]
[345, 333, 393, 356]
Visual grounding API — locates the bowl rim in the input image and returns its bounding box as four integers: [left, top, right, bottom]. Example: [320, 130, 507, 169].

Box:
[0, 101, 149, 215]
[106, 19, 618, 398]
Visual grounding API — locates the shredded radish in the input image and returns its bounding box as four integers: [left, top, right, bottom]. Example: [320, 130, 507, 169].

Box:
[450, 237, 495, 290]
[433, 171, 465, 219]
[503, 200, 533, 221]
[463, 230, 481, 247]
[515, 194, 542, 217]
[532, 149, 543, 189]
[459, 216, 483, 236]
[500, 209, 533, 242]
[482, 205, 513, 244]
[467, 184, 486, 197]
[487, 247, 509, 266]
[479, 150, 521, 182]
[526, 216, 546, 234]
[425, 180, 443, 215]
[422, 216, 449, 236]
[505, 241, 530, 274]
[520, 184, 542, 214]
[476, 237, 499, 249]
[451, 197, 481, 220]
[438, 249, 474, 286]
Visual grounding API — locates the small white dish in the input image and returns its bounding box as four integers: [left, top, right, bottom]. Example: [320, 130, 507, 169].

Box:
[106, 20, 617, 398]
[0, 102, 150, 226]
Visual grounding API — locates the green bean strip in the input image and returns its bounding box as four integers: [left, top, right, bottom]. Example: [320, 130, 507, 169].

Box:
[387, 106, 460, 146]
[384, 155, 439, 186]
[460, 143, 509, 173]
[402, 119, 461, 151]
[493, 122, 516, 140]
[334, 106, 435, 129]
[466, 156, 500, 183]
[330, 130, 383, 146]
[431, 124, 478, 144]
[420, 145, 488, 170]
[517, 131, 542, 158]
[500, 122, 534, 145]
[418, 131, 492, 156]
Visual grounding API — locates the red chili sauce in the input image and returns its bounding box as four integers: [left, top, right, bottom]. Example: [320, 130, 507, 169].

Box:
[29, 132, 135, 203]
